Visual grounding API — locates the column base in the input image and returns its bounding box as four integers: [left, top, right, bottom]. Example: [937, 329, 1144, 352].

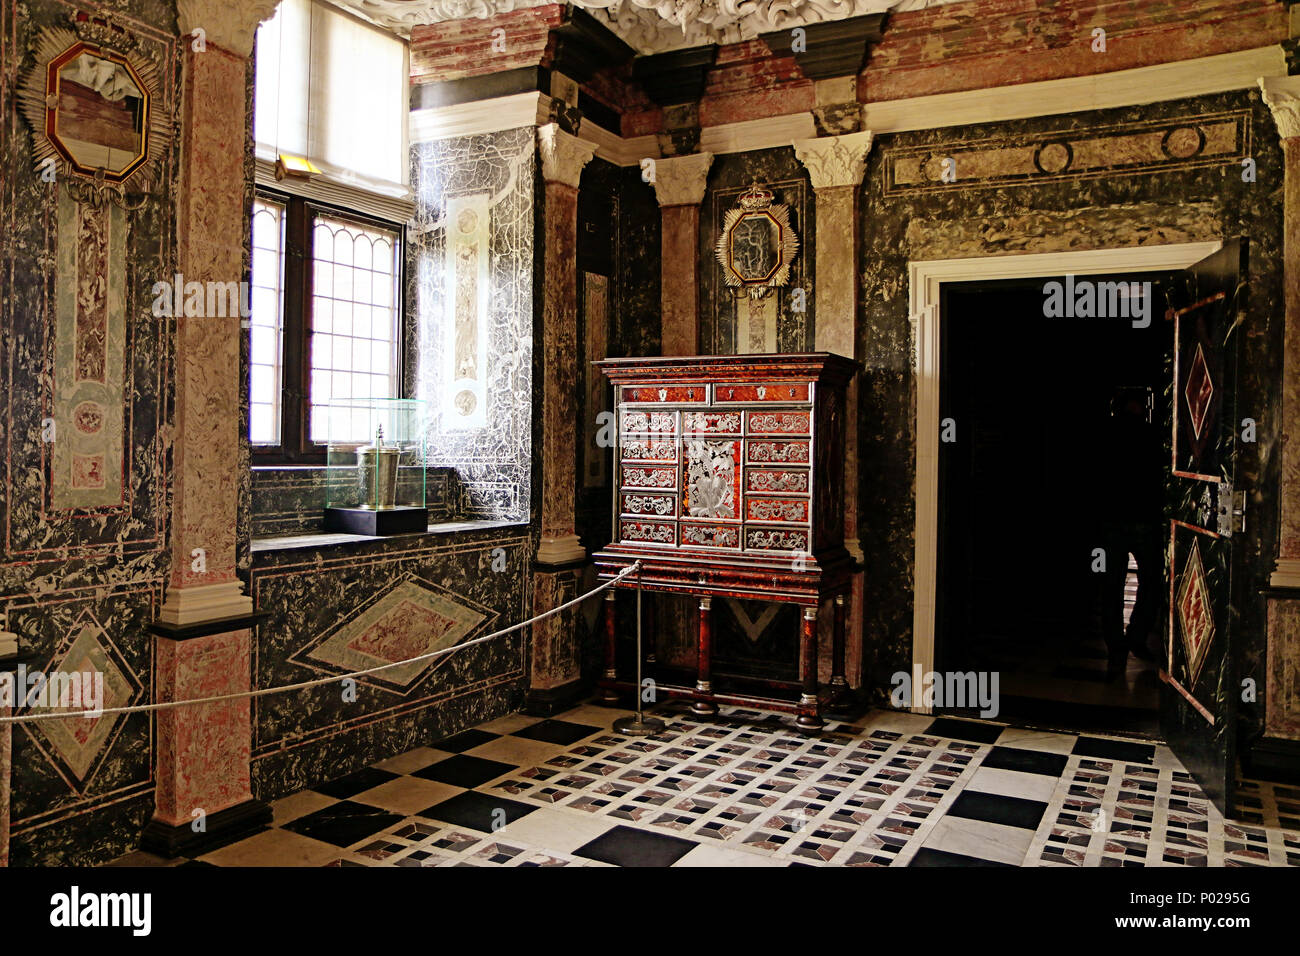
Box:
[1270, 558, 1300, 589]
[140, 798, 271, 859]
[522, 678, 585, 717]
[158, 581, 253, 626]
[535, 535, 587, 567]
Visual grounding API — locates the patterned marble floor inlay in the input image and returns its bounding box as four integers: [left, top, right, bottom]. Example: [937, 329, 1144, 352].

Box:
[106, 702, 1300, 868]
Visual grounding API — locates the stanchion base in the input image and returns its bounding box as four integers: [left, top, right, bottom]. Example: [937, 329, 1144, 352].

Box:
[613, 715, 666, 736]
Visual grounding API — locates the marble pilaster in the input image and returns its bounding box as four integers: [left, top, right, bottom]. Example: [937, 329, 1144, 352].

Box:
[535, 123, 597, 566]
[652, 152, 714, 356]
[144, 0, 276, 855]
[528, 125, 596, 714]
[794, 130, 873, 688]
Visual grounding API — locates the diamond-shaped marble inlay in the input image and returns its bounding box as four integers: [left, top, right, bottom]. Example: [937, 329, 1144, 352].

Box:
[1184, 343, 1214, 441]
[303, 580, 488, 688]
[1176, 539, 1215, 686]
[31, 611, 139, 783]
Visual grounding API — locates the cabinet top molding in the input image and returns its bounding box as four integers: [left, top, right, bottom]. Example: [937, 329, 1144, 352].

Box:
[596, 351, 860, 385]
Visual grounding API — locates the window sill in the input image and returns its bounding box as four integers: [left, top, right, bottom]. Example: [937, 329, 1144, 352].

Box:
[251, 518, 526, 554]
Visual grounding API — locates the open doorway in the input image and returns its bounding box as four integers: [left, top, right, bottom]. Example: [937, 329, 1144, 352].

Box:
[935, 273, 1173, 737]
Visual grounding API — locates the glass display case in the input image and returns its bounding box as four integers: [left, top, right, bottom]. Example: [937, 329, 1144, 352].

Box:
[322, 398, 429, 535]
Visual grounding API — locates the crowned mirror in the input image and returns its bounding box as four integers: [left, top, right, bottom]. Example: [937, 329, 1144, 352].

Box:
[716, 183, 799, 294]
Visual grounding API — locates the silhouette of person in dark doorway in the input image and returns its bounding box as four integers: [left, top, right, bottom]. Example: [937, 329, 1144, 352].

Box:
[1099, 390, 1164, 680]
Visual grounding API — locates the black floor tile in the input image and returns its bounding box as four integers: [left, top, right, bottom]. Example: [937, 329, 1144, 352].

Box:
[1072, 736, 1156, 764]
[417, 791, 536, 832]
[434, 729, 501, 753]
[924, 717, 1005, 745]
[947, 790, 1048, 829]
[512, 719, 603, 745]
[574, 824, 698, 867]
[413, 754, 518, 788]
[910, 847, 1016, 867]
[981, 746, 1070, 777]
[311, 767, 400, 799]
[281, 801, 405, 848]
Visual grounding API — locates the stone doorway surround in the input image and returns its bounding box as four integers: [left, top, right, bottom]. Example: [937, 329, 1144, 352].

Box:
[906, 241, 1223, 711]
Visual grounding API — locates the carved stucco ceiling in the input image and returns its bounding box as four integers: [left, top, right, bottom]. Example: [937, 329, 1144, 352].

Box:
[338, 0, 966, 55]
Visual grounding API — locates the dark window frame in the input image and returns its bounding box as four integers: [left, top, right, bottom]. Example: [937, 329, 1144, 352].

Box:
[250, 187, 407, 465]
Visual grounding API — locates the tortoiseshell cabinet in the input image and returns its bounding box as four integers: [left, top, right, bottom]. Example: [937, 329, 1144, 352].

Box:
[593, 353, 859, 730]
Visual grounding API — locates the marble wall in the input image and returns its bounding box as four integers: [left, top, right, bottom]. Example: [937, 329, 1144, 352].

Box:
[407, 127, 535, 522]
[699, 147, 815, 356]
[248, 527, 530, 798]
[0, 0, 178, 865]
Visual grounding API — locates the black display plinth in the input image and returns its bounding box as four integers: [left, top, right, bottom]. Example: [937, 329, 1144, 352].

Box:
[323, 506, 428, 536]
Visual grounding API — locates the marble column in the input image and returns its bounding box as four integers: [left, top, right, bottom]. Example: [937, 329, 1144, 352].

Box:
[142, 0, 277, 856]
[528, 123, 597, 714]
[1258, 77, 1300, 748]
[651, 153, 714, 356]
[793, 130, 874, 689]
[0, 655, 15, 867]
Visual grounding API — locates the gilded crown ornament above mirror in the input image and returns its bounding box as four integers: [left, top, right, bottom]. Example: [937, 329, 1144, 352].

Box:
[715, 182, 799, 299]
[17, 14, 170, 209]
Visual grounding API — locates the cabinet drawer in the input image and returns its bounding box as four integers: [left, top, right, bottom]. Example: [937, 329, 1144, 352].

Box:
[746, 410, 810, 435]
[620, 520, 676, 545]
[621, 492, 676, 518]
[620, 410, 677, 435]
[679, 522, 741, 549]
[682, 410, 742, 435]
[744, 526, 810, 553]
[715, 382, 810, 403]
[621, 437, 677, 462]
[621, 466, 677, 489]
[746, 440, 810, 465]
[622, 385, 707, 404]
[745, 468, 809, 494]
[744, 496, 810, 524]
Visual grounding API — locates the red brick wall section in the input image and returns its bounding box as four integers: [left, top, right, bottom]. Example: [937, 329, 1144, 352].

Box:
[863, 0, 1288, 102]
[410, 4, 567, 84]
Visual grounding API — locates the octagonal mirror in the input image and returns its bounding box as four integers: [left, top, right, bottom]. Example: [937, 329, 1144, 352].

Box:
[716, 183, 799, 292]
[48, 43, 150, 181]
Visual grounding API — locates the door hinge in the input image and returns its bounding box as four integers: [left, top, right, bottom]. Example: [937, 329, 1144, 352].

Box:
[1217, 482, 1246, 536]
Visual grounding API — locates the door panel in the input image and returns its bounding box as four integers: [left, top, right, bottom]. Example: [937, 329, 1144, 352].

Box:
[1161, 239, 1245, 814]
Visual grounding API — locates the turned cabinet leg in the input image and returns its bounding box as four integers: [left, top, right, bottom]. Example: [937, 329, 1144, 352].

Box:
[795, 605, 824, 731]
[600, 589, 619, 704]
[692, 596, 718, 716]
[828, 594, 851, 713]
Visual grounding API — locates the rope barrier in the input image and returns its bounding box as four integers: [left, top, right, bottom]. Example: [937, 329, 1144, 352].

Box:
[0, 561, 642, 725]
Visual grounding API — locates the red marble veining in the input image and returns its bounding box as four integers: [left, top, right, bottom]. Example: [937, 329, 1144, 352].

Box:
[153, 630, 254, 826]
[410, 5, 566, 84]
[699, 40, 812, 128]
[660, 205, 700, 356]
[171, 46, 247, 589]
[863, 0, 1286, 102]
[0, 716, 9, 867]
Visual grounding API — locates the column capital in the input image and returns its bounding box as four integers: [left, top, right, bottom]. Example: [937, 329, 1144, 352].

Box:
[537, 123, 598, 188]
[1260, 76, 1300, 140]
[651, 152, 714, 207]
[177, 0, 280, 57]
[793, 130, 875, 190]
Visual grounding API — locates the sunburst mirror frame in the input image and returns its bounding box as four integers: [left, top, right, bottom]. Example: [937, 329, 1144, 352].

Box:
[17, 17, 170, 208]
[715, 182, 800, 298]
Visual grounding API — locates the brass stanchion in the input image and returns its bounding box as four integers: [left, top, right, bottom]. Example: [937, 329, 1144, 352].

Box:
[613, 563, 665, 736]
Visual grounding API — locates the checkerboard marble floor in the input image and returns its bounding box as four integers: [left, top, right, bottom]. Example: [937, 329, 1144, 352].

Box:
[108, 701, 1300, 868]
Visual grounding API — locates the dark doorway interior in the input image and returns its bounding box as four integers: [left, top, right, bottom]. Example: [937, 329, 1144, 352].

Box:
[936, 274, 1173, 737]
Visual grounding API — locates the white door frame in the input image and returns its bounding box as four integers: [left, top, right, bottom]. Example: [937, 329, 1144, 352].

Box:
[907, 241, 1222, 711]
